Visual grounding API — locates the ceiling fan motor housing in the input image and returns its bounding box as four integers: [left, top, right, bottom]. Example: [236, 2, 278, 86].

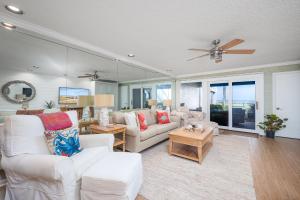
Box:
[210, 49, 222, 61]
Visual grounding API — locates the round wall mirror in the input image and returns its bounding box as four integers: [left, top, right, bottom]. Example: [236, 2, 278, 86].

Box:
[1, 80, 36, 104]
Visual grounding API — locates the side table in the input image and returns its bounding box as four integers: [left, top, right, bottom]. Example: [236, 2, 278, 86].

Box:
[90, 124, 127, 152]
[79, 119, 98, 134]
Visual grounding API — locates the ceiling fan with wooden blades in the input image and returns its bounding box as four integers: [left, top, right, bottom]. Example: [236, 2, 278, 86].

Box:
[77, 70, 117, 83]
[187, 39, 255, 63]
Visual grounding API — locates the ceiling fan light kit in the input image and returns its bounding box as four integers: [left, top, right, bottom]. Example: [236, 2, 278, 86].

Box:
[188, 38, 255, 63]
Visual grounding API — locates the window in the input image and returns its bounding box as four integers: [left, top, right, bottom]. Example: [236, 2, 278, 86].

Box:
[120, 85, 129, 110]
[143, 88, 152, 108]
[180, 82, 202, 111]
[156, 84, 172, 108]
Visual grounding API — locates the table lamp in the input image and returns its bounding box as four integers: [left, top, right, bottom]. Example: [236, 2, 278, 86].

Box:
[78, 95, 94, 121]
[163, 99, 172, 112]
[94, 94, 114, 127]
[148, 99, 157, 111]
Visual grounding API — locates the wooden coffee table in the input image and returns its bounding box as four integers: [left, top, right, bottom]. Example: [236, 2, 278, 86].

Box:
[168, 127, 213, 164]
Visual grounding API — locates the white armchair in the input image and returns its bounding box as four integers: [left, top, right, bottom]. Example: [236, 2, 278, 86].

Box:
[172, 106, 205, 126]
[1, 111, 114, 200]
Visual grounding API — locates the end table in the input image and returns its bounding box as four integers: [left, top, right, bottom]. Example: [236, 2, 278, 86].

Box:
[78, 119, 98, 134]
[90, 124, 127, 152]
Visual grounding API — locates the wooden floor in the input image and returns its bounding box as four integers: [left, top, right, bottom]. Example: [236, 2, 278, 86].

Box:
[223, 130, 300, 200]
[137, 131, 300, 200]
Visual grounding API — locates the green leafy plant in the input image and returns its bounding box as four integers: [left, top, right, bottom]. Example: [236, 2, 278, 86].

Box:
[258, 114, 288, 132]
[44, 100, 55, 109]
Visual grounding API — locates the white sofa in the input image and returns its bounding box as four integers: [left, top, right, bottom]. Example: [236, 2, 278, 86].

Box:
[111, 109, 180, 152]
[1, 111, 142, 200]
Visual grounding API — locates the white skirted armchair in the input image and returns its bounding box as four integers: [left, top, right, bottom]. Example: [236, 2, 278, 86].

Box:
[172, 106, 220, 135]
[1, 111, 142, 200]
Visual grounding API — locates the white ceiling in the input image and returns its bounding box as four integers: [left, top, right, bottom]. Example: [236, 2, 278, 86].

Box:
[0, 0, 300, 76]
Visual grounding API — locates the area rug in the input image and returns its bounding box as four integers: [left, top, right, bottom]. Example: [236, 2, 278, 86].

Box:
[139, 135, 256, 200]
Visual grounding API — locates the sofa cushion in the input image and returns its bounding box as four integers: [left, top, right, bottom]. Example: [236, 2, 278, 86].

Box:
[136, 109, 156, 126]
[111, 112, 126, 124]
[140, 125, 160, 141]
[71, 146, 108, 180]
[140, 122, 178, 141]
[81, 152, 142, 196]
[155, 122, 178, 134]
[124, 112, 138, 128]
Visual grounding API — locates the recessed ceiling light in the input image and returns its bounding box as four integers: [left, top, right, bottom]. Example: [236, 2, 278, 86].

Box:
[27, 66, 40, 72]
[5, 5, 24, 14]
[1, 22, 16, 30]
[128, 54, 135, 57]
[32, 66, 40, 69]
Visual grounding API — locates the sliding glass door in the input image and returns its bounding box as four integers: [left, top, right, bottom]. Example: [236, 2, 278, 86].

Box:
[232, 81, 256, 130]
[209, 83, 229, 127]
[208, 75, 262, 133]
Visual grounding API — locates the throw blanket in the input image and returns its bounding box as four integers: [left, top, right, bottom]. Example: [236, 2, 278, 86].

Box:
[38, 112, 72, 131]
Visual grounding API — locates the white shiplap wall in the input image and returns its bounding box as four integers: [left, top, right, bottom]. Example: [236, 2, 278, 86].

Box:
[0, 68, 92, 111]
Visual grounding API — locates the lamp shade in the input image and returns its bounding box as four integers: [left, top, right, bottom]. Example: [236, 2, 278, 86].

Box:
[94, 94, 114, 107]
[148, 99, 157, 106]
[163, 99, 172, 107]
[77, 95, 94, 107]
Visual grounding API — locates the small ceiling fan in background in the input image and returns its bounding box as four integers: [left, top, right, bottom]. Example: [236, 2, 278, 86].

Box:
[187, 39, 255, 63]
[77, 70, 117, 83]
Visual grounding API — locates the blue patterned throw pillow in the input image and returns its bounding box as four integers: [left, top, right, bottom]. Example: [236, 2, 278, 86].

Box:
[44, 127, 82, 157]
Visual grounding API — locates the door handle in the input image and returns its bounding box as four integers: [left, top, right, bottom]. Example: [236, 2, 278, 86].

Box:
[276, 107, 280, 110]
[256, 101, 258, 110]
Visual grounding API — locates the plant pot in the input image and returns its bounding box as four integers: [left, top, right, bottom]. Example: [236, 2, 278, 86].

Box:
[266, 130, 275, 138]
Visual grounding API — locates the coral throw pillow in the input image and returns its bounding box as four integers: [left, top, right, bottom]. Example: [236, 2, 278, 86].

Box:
[38, 112, 72, 131]
[44, 127, 82, 157]
[157, 111, 170, 124]
[137, 113, 148, 131]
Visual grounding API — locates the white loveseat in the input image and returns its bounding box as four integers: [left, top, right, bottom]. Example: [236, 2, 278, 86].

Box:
[1, 111, 142, 200]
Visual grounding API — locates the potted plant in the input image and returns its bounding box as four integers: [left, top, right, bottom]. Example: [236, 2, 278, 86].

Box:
[44, 100, 55, 109]
[258, 114, 288, 138]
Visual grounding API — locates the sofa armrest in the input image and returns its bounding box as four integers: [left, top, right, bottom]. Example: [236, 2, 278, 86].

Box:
[80, 134, 114, 152]
[1, 154, 75, 181]
[170, 115, 180, 123]
[126, 126, 140, 137]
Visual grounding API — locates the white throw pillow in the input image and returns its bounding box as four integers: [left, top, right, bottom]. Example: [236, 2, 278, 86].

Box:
[124, 112, 138, 127]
